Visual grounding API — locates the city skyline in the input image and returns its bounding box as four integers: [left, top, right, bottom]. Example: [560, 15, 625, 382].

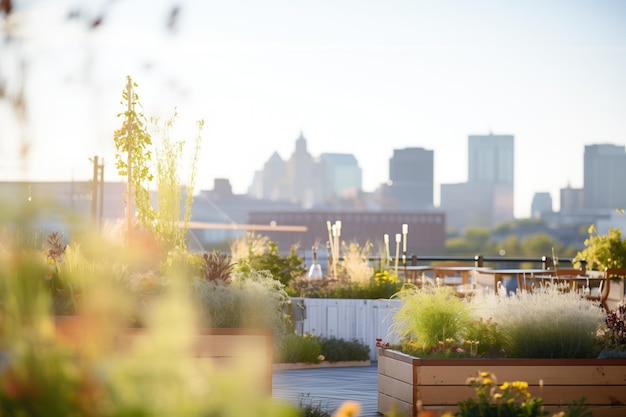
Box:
[1, 0, 626, 219]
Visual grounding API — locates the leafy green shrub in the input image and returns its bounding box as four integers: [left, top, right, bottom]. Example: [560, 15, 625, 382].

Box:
[319, 337, 370, 362]
[276, 335, 370, 363]
[574, 225, 626, 270]
[277, 333, 323, 363]
[232, 233, 306, 290]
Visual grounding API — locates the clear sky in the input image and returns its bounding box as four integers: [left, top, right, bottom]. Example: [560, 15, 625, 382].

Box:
[1, 0, 626, 218]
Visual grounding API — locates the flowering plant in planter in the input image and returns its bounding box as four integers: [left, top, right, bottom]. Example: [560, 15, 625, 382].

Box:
[439, 371, 592, 417]
[597, 300, 626, 357]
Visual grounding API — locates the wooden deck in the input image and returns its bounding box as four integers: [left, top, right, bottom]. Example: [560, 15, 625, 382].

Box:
[273, 364, 379, 416]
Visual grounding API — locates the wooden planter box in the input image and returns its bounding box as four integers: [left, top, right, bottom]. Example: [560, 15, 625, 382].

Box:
[378, 348, 626, 417]
[55, 317, 274, 395]
[117, 328, 274, 395]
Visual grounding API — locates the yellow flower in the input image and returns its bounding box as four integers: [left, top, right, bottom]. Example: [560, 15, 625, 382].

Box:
[499, 382, 510, 390]
[480, 371, 490, 377]
[333, 400, 361, 417]
[482, 378, 493, 386]
[512, 381, 528, 390]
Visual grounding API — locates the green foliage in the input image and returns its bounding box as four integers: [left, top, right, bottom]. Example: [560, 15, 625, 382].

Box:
[0, 231, 299, 417]
[276, 334, 370, 363]
[113, 76, 203, 252]
[113, 76, 156, 231]
[158, 247, 203, 281]
[520, 232, 561, 257]
[462, 317, 506, 358]
[453, 371, 592, 417]
[296, 395, 331, 417]
[463, 227, 492, 247]
[573, 225, 626, 270]
[446, 222, 580, 259]
[390, 284, 473, 350]
[235, 240, 306, 289]
[190, 269, 290, 347]
[291, 272, 402, 299]
[597, 302, 626, 354]
[445, 237, 478, 256]
[277, 333, 323, 363]
[152, 111, 203, 252]
[454, 371, 548, 417]
[473, 285, 604, 358]
[319, 337, 370, 362]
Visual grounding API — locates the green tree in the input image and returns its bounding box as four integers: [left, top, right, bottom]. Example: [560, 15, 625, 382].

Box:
[573, 225, 626, 270]
[519, 232, 559, 257]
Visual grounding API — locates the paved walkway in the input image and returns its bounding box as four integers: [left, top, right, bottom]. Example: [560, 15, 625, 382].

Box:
[273, 364, 379, 417]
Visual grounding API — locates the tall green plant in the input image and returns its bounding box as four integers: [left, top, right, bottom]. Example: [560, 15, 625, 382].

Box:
[113, 76, 156, 234]
[153, 111, 203, 252]
[113, 76, 203, 252]
[390, 284, 472, 349]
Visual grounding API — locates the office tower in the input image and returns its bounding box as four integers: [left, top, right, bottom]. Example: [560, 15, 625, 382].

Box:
[583, 144, 626, 211]
[318, 153, 362, 200]
[531, 192, 553, 218]
[559, 184, 583, 214]
[441, 133, 514, 231]
[287, 132, 315, 203]
[387, 147, 434, 209]
[468, 133, 514, 185]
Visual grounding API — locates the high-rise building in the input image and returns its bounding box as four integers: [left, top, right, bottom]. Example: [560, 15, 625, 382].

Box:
[318, 153, 362, 201]
[440, 133, 515, 231]
[560, 184, 583, 214]
[531, 192, 553, 218]
[468, 133, 514, 185]
[251, 132, 363, 207]
[386, 147, 434, 209]
[583, 144, 626, 210]
[287, 132, 316, 203]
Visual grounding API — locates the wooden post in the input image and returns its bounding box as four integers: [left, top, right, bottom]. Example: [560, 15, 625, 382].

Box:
[91, 155, 98, 224]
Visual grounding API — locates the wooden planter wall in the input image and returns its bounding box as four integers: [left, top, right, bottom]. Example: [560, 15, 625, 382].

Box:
[378, 348, 626, 417]
[55, 317, 274, 396]
[117, 328, 274, 395]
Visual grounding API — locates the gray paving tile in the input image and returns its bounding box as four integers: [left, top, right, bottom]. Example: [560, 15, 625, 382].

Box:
[273, 364, 379, 416]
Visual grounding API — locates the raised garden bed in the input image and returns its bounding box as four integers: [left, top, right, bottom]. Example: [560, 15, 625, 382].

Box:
[378, 348, 626, 417]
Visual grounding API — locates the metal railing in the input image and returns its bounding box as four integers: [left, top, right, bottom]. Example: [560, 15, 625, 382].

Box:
[304, 253, 586, 273]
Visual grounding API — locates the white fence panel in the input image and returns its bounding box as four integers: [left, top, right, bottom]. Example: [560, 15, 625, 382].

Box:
[292, 298, 401, 361]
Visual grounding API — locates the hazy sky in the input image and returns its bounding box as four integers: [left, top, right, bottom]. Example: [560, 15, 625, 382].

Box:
[1, 0, 626, 218]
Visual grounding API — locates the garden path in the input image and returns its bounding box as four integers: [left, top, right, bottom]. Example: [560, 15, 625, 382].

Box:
[273, 364, 379, 416]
